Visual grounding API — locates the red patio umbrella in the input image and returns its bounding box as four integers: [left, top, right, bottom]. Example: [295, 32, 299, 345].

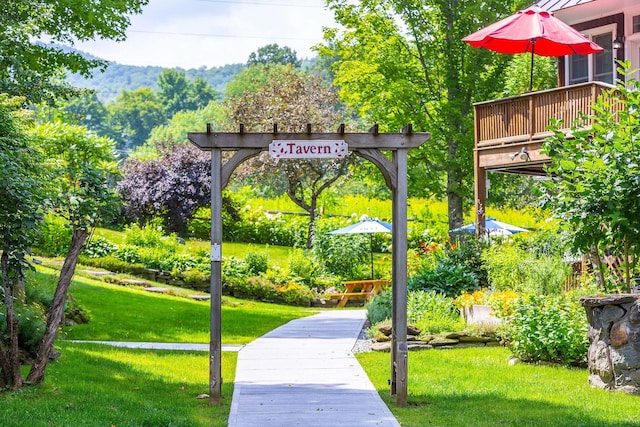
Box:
[463, 6, 603, 91]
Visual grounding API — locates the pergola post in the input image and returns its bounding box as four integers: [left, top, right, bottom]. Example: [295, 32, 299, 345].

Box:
[391, 148, 408, 406]
[209, 148, 223, 405]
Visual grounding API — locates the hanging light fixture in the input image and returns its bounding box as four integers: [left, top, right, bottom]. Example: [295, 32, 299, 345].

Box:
[613, 35, 624, 50]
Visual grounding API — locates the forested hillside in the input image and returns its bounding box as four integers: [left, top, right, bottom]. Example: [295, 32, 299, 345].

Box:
[66, 60, 245, 102]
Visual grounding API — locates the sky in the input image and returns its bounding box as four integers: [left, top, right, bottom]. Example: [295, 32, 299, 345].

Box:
[72, 0, 337, 69]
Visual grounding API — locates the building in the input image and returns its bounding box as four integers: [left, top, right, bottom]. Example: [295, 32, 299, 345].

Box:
[473, 0, 638, 230]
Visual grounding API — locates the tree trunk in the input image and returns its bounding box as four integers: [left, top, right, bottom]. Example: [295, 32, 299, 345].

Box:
[305, 195, 318, 249]
[26, 228, 89, 385]
[0, 251, 23, 389]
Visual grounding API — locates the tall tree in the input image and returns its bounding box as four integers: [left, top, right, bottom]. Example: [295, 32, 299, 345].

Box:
[108, 87, 166, 150]
[247, 44, 301, 67]
[118, 144, 211, 233]
[542, 63, 640, 292]
[0, 0, 148, 103]
[228, 64, 351, 248]
[319, 0, 527, 231]
[1, 119, 118, 389]
[157, 70, 218, 118]
[0, 95, 44, 390]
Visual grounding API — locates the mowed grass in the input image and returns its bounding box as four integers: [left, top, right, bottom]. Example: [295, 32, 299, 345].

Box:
[0, 268, 314, 426]
[94, 227, 295, 269]
[359, 347, 640, 427]
[57, 269, 316, 344]
[1, 344, 236, 427]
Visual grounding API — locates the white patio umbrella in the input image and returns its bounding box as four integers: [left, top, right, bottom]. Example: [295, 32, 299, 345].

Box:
[329, 219, 392, 279]
[450, 217, 528, 237]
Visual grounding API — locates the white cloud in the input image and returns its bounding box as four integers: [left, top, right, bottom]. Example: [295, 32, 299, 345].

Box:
[72, 0, 336, 69]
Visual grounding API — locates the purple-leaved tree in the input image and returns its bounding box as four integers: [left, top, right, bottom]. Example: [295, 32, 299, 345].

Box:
[118, 144, 211, 233]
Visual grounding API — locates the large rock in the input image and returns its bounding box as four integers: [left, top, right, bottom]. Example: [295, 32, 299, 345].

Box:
[581, 294, 640, 394]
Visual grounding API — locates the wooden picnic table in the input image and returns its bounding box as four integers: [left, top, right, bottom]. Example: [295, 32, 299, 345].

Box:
[327, 279, 391, 308]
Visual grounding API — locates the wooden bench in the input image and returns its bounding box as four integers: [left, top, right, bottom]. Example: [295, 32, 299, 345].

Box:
[327, 279, 391, 308]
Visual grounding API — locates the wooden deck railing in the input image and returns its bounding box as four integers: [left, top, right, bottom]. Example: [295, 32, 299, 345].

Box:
[474, 82, 616, 148]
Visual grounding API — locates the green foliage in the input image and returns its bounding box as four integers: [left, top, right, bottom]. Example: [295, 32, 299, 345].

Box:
[287, 249, 333, 291]
[81, 236, 117, 258]
[244, 250, 268, 276]
[144, 101, 227, 147]
[247, 43, 301, 67]
[312, 231, 369, 280]
[501, 54, 557, 95]
[501, 293, 589, 366]
[0, 94, 45, 279]
[108, 87, 167, 149]
[0, 0, 148, 103]
[33, 214, 72, 257]
[0, 302, 46, 357]
[409, 263, 480, 298]
[66, 62, 244, 103]
[542, 62, 640, 291]
[32, 121, 119, 231]
[408, 290, 465, 334]
[157, 69, 217, 117]
[78, 255, 148, 276]
[366, 288, 393, 325]
[320, 0, 525, 227]
[278, 283, 314, 306]
[482, 242, 570, 295]
[124, 221, 178, 250]
[408, 242, 486, 298]
[223, 276, 279, 302]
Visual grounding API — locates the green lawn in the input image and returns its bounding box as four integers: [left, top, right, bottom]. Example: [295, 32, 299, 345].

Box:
[58, 268, 316, 344]
[94, 227, 295, 269]
[1, 344, 236, 427]
[359, 347, 640, 427]
[0, 268, 314, 426]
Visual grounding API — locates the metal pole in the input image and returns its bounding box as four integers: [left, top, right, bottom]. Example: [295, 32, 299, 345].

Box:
[209, 148, 223, 405]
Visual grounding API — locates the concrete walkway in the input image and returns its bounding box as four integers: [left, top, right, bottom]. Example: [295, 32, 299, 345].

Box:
[228, 310, 400, 427]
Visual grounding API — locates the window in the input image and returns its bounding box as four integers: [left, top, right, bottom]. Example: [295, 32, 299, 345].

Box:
[567, 31, 614, 85]
[633, 15, 640, 33]
[593, 33, 614, 84]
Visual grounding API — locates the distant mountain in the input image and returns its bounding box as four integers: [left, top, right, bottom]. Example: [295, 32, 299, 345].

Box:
[62, 45, 245, 102]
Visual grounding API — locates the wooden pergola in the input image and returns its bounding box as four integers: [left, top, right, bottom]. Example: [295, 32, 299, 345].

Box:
[188, 124, 430, 407]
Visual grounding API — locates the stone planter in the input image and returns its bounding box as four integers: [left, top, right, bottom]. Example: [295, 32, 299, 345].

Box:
[580, 294, 640, 395]
[463, 304, 502, 325]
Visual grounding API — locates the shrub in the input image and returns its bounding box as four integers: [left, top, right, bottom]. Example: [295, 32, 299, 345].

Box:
[278, 282, 314, 306]
[64, 296, 91, 325]
[113, 245, 142, 264]
[182, 268, 210, 289]
[82, 236, 117, 258]
[482, 241, 570, 295]
[408, 263, 480, 298]
[288, 248, 328, 290]
[312, 231, 369, 280]
[0, 302, 47, 357]
[124, 220, 178, 251]
[501, 293, 588, 366]
[244, 250, 268, 276]
[408, 290, 465, 334]
[223, 256, 251, 278]
[78, 255, 148, 276]
[366, 288, 393, 324]
[33, 214, 72, 257]
[224, 276, 279, 302]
